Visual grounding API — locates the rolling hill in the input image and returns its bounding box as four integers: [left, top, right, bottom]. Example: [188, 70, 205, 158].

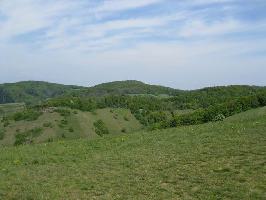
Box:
[0, 107, 265, 199]
[0, 80, 179, 105]
[1, 80, 266, 108]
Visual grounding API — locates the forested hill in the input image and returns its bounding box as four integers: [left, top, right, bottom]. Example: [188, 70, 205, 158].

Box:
[0, 81, 84, 104]
[0, 80, 179, 104]
[0, 80, 266, 106]
[83, 80, 180, 96]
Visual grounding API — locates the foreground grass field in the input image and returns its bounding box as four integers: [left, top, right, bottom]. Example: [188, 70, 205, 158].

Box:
[0, 107, 265, 199]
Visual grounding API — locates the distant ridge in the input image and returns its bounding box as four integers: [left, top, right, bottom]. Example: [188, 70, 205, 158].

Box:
[84, 80, 180, 96]
[0, 81, 84, 104]
[0, 80, 265, 105]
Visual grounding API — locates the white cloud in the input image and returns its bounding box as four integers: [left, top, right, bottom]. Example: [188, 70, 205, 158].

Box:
[0, 0, 80, 40]
[178, 18, 266, 38]
[179, 19, 243, 37]
[95, 0, 162, 13]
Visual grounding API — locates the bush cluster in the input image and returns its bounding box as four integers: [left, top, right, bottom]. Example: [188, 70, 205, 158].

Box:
[14, 127, 43, 146]
[12, 109, 42, 121]
[93, 120, 109, 137]
[170, 94, 266, 127]
[55, 108, 71, 117]
[0, 128, 5, 140]
[44, 97, 97, 112]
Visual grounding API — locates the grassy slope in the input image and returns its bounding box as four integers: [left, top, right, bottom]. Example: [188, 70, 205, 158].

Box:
[0, 108, 142, 146]
[0, 107, 265, 199]
[0, 103, 25, 117]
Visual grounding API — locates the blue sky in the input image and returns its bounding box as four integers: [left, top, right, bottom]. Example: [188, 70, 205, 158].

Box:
[0, 0, 266, 89]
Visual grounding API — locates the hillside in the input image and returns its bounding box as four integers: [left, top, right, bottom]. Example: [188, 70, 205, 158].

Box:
[0, 108, 142, 146]
[0, 107, 265, 199]
[0, 81, 84, 105]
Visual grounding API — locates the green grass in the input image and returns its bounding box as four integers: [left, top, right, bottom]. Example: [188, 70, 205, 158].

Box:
[0, 107, 265, 199]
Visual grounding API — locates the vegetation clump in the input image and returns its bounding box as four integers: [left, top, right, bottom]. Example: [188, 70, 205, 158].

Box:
[68, 127, 74, 132]
[93, 120, 109, 137]
[170, 94, 266, 127]
[55, 108, 71, 117]
[14, 127, 43, 146]
[0, 129, 5, 140]
[213, 114, 226, 122]
[1, 117, 10, 127]
[12, 109, 42, 121]
[43, 122, 53, 128]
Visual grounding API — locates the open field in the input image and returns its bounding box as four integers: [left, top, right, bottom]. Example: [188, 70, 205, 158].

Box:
[0, 107, 265, 199]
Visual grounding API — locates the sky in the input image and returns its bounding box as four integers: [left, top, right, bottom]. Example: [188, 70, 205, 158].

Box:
[0, 0, 266, 89]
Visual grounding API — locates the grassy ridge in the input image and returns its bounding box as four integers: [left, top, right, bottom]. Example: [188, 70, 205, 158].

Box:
[0, 107, 265, 199]
[0, 108, 142, 146]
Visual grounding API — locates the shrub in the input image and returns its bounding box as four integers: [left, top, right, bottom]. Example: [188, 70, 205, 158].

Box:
[121, 128, 127, 133]
[1, 117, 10, 127]
[55, 109, 71, 117]
[73, 110, 78, 114]
[212, 114, 226, 122]
[0, 129, 5, 140]
[124, 116, 129, 121]
[93, 120, 109, 137]
[3, 121, 10, 127]
[60, 119, 68, 125]
[14, 133, 29, 146]
[257, 93, 266, 106]
[13, 109, 42, 121]
[43, 122, 53, 128]
[14, 127, 43, 146]
[69, 127, 74, 132]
